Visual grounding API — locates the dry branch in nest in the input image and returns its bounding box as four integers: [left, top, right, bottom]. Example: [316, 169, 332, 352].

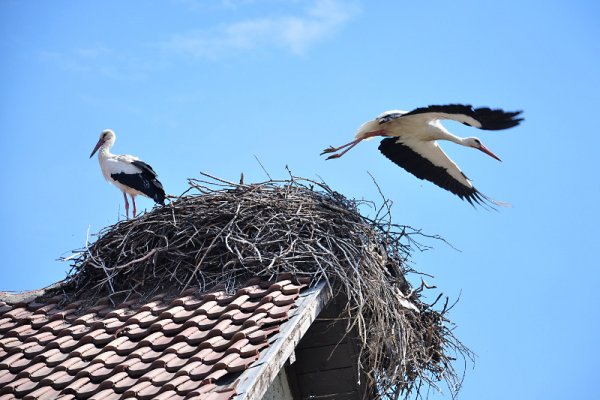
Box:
[60, 173, 472, 399]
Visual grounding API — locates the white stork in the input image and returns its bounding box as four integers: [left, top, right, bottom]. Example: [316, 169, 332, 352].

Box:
[89, 129, 166, 218]
[321, 104, 523, 206]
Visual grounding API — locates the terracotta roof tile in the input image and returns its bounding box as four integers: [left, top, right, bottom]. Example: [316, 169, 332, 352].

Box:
[102, 352, 127, 368]
[175, 375, 205, 395]
[211, 319, 233, 336]
[104, 308, 134, 321]
[202, 368, 229, 385]
[40, 369, 74, 389]
[29, 315, 50, 329]
[15, 363, 44, 380]
[165, 354, 189, 371]
[57, 393, 78, 399]
[23, 385, 61, 400]
[0, 319, 19, 334]
[153, 389, 184, 400]
[60, 357, 87, 374]
[48, 308, 78, 322]
[0, 276, 309, 399]
[254, 301, 274, 314]
[187, 382, 218, 396]
[98, 370, 128, 388]
[20, 341, 45, 358]
[203, 388, 237, 400]
[160, 320, 185, 336]
[123, 380, 160, 399]
[140, 367, 175, 386]
[181, 297, 205, 310]
[10, 324, 37, 339]
[23, 330, 53, 344]
[281, 282, 304, 295]
[206, 305, 230, 320]
[1, 353, 28, 373]
[118, 324, 148, 341]
[227, 353, 259, 373]
[127, 359, 153, 377]
[244, 285, 269, 299]
[59, 324, 90, 339]
[165, 342, 197, 358]
[0, 303, 12, 314]
[114, 356, 142, 372]
[87, 364, 113, 382]
[71, 313, 98, 326]
[81, 328, 113, 346]
[62, 376, 100, 397]
[241, 312, 267, 328]
[27, 365, 53, 381]
[89, 388, 122, 400]
[11, 377, 39, 397]
[185, 314, 217, 330]
[229, 309, 252, 325]
[73, 343, 103, 361]
[129, 346, 161, 362]
[50, 335, 80, 353]
[162, 374, 190, 391]
[100, 317, 126, 332]
[113, 297, 140, 309]
[76, 362, 106, 379]
[0, 371, 15, 386]
[199, 349, 226, 365]
[272, 291, 299, 307]
[111, 374, 138, 393]
[138, 300, 164, 312]
[189, 362, 214, 380]
[1, 336, 23, 350]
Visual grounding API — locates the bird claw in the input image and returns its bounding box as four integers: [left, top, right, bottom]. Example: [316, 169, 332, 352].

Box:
[320, 146, 336, 155]
[326, 153, 341, 160]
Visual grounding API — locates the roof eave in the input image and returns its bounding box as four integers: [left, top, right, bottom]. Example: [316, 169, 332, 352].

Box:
[233, 280, 332, 400]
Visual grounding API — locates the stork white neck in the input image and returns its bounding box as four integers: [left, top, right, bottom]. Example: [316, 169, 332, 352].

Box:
[97, 136, 115, 161]
[90, 129, 117, 161]
[445, 134, 470, 146]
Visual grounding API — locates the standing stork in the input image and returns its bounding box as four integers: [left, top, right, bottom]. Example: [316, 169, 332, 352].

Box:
[321, 104, 523, 207]
[89, 129, 166, 218]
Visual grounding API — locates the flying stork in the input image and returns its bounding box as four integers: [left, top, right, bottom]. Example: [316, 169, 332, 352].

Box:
[89, 129, 165, 218]
[321, 104, 523, 206]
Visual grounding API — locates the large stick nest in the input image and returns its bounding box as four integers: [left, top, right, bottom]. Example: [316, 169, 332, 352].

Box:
[61, 173, 472, 399]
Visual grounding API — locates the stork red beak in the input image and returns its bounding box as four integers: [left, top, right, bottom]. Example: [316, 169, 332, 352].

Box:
[478, 144, 502, 162]
[89, 138, 105, 158]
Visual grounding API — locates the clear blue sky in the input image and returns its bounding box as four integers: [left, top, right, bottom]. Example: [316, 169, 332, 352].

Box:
[1, 1, 598, 398]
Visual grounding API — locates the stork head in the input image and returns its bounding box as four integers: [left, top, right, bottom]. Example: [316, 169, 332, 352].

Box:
[464, 137, 502, 162]
[89, 129, 116, 158]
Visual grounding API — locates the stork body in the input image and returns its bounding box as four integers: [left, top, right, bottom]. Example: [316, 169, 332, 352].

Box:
[90, 130, 165, 218]
[321, 104, 523, 206]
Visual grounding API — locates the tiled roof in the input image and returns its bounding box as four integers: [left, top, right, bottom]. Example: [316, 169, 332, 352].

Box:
[0, 276, 315, 400]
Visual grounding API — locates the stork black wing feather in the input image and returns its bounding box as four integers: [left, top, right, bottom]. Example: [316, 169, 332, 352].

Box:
[131, 160, 159, 176]
[378, 137, 490, 206]
[112, 160, 166, 205]
[403, 104, 523, 130]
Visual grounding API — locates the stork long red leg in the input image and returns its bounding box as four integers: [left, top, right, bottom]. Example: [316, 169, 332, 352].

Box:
[123, 192, 130, 219]
[325, 139, 363, 159]
[321, 130, 387, 159]
[131, 195, 137, 218]
[321, 138, 362, 155]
